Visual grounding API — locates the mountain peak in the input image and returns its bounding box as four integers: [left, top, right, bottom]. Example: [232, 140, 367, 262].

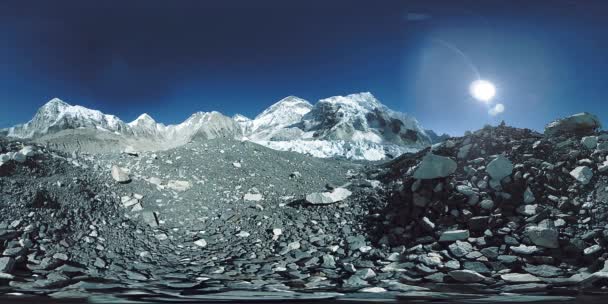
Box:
[40, 98, 70, 111]
[320, 92, 382, 110]
[129, 113, 156, 126]
[233, 114, 251, 122]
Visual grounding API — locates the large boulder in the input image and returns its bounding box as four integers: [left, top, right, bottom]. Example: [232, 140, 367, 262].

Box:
[544, 112, 601, 137]
[111, 165, 131, 183]
[306, 187, 352, 205]
[412, 153, 457, 179]
[486, 155, 513, 181]
[570, 166, 593, 185]
[525, 225, 559, 249]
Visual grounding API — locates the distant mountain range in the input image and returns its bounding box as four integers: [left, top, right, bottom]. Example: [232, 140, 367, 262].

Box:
[1, 93, 442, 160]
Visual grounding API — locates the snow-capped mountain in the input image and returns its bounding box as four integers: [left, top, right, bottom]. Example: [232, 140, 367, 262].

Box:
[7, 98, 129, 138]
[241, 92, 431, 160]
[6, 98, 241, 147]
[241, 96, 313, 141]
[4, 93, 434, 160]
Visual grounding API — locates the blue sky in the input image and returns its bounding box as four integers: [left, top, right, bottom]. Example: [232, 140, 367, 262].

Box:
[0, 0, 606, 135]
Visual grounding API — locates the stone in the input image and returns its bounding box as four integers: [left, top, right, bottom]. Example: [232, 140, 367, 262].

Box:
[141, 211, 159, 227]
[305, 187, 351, 205]
[456, 185, 476, 196]
[523, 265, 563, 278]
[486, 155, 513, 181]
[463, 261, 491, 274]
[243, 193, 263, 201]
[236, 231, 250, 238]
[420, 217, 435, 231]
[525, 225, 559, 249]
[448, 241, 473, 257]
[94, 257, 106, 268]
[52, 253, 69, 261]
[167, 180, 192, 191]
[544, 112, 601, 136]
[439, 230, 470, 242]
[581, 136, 599, 149]
[412, 153, 457, 179]
[501, 273, 541, 283]
[321, 255, 336, 268]
[194, 239, 207, 248]
[458, 144, 472, 159]
[479, 199, 495, 210]
[570, 166, 593, 185]
[584, 244, 602, 255]
[523, 187, 535, 204]
[510, 244, 539, 255]
[111, 165, 130, 183]
[448, 270, 486, 283]
[0, 257, 15, 273]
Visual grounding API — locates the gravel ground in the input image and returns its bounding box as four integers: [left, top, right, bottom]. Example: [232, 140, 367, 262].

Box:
[1, 129, 608, 303]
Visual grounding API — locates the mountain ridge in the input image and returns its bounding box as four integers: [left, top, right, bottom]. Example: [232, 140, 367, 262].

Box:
[3, 93, 436, 160]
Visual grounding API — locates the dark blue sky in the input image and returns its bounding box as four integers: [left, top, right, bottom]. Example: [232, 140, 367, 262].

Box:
[0, 0, 606, 135]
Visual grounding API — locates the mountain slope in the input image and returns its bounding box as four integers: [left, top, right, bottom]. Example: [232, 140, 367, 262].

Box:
[247, 92, 431, 160]
[7, 98, 129, 138]
[5, 94, 433, 160]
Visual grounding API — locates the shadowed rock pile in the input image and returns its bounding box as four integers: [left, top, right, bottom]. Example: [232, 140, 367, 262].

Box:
[376, 114, 608, 290]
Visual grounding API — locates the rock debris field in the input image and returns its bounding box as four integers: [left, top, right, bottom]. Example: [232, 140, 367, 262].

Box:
[1, 113, 608, 302]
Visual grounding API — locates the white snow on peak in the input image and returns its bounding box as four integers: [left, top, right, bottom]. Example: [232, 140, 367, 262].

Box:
[247, 96, 313, 139]
[7, 92, 434, 160]
[131, 113, 155, 123]
[319, 92, 381, 111]
[232, 114, 251, 123]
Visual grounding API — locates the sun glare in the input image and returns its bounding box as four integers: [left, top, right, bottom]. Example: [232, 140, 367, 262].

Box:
[470, 80, 496, 103]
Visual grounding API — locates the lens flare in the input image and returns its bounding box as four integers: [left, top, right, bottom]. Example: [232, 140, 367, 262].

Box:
[470, 80, 496, 103]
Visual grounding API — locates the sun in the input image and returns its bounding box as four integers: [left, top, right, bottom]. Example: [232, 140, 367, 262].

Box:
[470, 80, 496, 103]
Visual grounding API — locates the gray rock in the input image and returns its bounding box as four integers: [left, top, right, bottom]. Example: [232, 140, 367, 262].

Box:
[581, 136, 598, 149]
[463, 261, 491, 274]
[194, 239, 207, 248]
[523, 265, 563, 278]
[525, 225, 559, 249]
[305, 187, 351, 205]
[523, 187, 535, 204]
[584, 244, 602, 255]
[570, 166, 593, 185]
[167, 180, 192, 191]
[439, 230, 470, 242]
[448, 240, 473, 257]
[0, 257, 15, 273]
[412, 153, 457, 179]
[544, 112, 601, 136]
[141, 211, 159, 227]
[501, 273, 541, 283]
[94, 257, 106, 268]
[111, 165, 131, 183]
[486, 155, 513, 181]
[510, 244, 539, 255]
[448, 270, 486, 283]
[479, 199, 495, 210]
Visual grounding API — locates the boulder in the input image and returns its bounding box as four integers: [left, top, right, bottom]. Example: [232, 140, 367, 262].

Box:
[111, 165, 131, 183]
[501, 273, 541, 283]
[570, 166, 593, 185]
[167, 180, 192, 192]
[544, 112, 601, 137]
[0, 257, 15, 273]
[486, 155, 513, 181]
[439, 230, 470, 242]
[525, 225, 559, 249]
[412, 153, 457, 179]
[305, 187, 351, 205]
[581, 136, 598, 149]
[448, 270, 487, 283]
